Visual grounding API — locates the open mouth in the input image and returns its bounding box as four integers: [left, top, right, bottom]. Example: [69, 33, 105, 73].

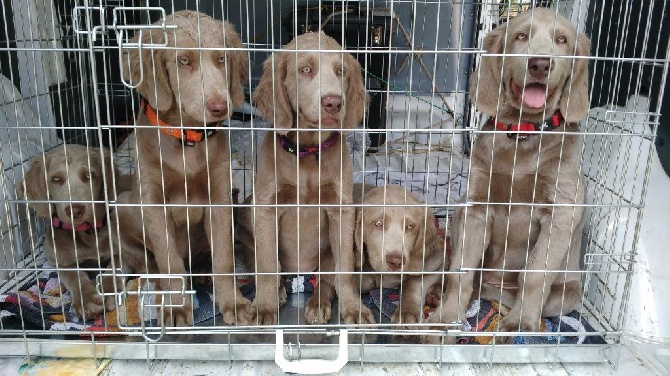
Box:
[511, 81, 554, 109]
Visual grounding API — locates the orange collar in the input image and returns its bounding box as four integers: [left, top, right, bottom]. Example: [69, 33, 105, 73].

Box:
[141, 98, 220, 147]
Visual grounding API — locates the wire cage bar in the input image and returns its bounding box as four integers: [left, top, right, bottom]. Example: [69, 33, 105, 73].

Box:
[0, 0, 668, 369]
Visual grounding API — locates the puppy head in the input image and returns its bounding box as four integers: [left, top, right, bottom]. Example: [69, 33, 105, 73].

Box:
[470, 7, 590, 122]
[19, 145, 115, 227]
[354, 185, 440, 273]
[253, 32, 367, 134]
[122, 10, 249, 123]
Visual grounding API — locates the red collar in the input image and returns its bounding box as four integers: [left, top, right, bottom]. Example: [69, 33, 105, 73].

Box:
[141, 98, 220, 147]
[494, 110, 563, 140]
[52, 215, 107, 235]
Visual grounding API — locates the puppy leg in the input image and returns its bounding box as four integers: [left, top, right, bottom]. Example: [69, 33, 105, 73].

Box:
[142, 206, 193, 327]
[305, 277, 336, 325]
[497, 208, 583, 343]
[393, 274, 442, 330]
[206, 203, 253, 325]
[425, 280, 445, 308]
[249, 207, 283, 325]
[541, 280, 582, 317]
[327, 207, 374, 324]
[60, 270, 106, 320]
[98, 263, 125, 312]
[305, 253, 336, 324]
[45, 243, 107, 319]
[424, 205, 491, 343]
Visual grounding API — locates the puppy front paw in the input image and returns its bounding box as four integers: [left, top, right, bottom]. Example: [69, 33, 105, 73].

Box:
[340, 300, 375, 325]
[220, 295, 253, 325]
[424, 284, 444, 308]
[420, 308, 463, 344]
[250, 298, 280, 325]
[305, 294, 332, 324]
[278, 284, 287, 307]
[160, 295, 194, 327]
[494, 314, 541, 344]
[71, 291, 105, 320]
[391, 304, 422, 330]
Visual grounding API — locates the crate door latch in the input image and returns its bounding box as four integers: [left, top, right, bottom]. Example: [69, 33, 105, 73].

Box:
[275, 329, 349, 374]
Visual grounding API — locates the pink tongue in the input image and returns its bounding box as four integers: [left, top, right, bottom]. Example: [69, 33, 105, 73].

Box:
[523, 85, 547, 108]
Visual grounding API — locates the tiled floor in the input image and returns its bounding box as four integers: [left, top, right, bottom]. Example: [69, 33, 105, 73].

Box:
[0, 340, 666, 376]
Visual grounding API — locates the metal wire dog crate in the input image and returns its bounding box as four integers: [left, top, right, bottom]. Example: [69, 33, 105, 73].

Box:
[0, 0, 668, 370]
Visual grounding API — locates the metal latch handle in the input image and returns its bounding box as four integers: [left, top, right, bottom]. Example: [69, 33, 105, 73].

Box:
[275, 329, 348, 374]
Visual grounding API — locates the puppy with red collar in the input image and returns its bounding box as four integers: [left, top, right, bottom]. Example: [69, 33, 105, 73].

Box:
[426, 8, 591, 343]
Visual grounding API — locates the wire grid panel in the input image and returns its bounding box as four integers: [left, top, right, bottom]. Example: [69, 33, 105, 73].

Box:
[0, 0, 666, 367]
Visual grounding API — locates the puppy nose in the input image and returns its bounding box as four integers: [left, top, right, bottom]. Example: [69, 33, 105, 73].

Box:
[66, 205, 85, 220]
[321, 95, 342, 115]
[385, 253, 404, 271]
[206, 99, 229, 118]
[528, 58, 552, 78]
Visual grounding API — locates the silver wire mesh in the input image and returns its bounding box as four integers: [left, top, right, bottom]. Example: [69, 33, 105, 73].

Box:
[0, 0, 667, 366]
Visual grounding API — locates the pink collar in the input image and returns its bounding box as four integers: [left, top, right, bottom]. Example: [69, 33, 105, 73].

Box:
[52, 215, 107, 235]
[278, 132, 339, 160]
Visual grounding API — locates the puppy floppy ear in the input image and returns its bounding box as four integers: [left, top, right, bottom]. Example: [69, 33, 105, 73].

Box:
[253, 53, 293, 134]
[19, 154, 52, 218]
[560, 32, 591, 123]
[223, 22, 249, 108]
[470, 24, 507, 116]
[122, 28, 173, 112]
[343, 53, 368, 129]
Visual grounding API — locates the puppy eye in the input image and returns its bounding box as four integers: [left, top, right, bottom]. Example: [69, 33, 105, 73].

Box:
[336, 68, 343, 76]
[218, 56, 226, 63]
[557, 35, 567, 44]
[179, 58, 190, 66]
[300, 66, 312, 75]
[405, 223, 415, 231]
[516, 32, 527, 41]
[50, 176, 61, 183]
[373, 220, 383, 227]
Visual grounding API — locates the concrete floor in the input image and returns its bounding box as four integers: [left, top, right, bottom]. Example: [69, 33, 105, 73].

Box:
[0, 339, 667, 376]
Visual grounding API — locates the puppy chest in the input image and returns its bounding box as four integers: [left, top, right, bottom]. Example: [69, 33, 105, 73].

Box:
[170, 206, 205, 227]
[489, 206, 541, 250]
[484, 173, 557, 203]
[48, 234, 110, 266]
[278, 207, 330, 273]
[168, 191, 205, 226]
[163, 176, 223, 227]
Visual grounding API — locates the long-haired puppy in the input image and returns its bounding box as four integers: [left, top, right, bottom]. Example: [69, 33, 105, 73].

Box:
[355, 185, 446, 328]
[426, 8, 590, 343]
[118, 10, 251, 326]
[19, 144, 126, 320]
[237, 32, 372, 325]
